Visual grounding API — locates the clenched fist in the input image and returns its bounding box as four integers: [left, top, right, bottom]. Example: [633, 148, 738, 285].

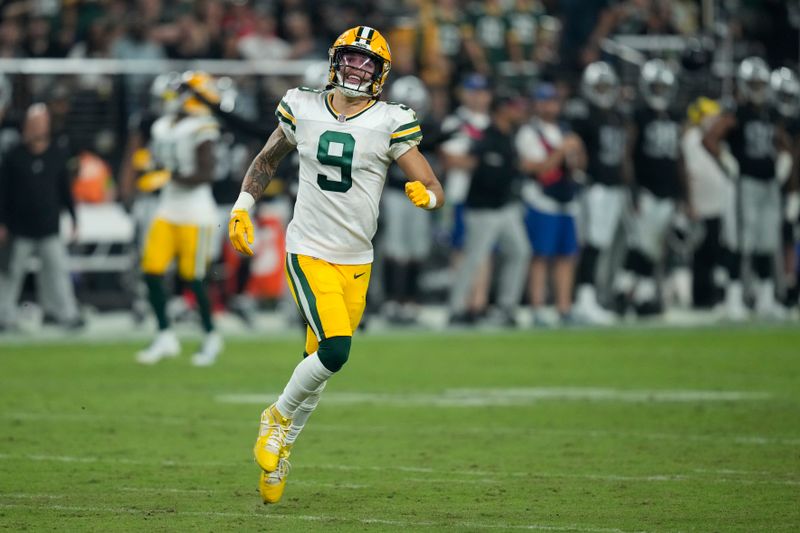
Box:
[229, 209, 255, 256]
[405, 180, 432, 209]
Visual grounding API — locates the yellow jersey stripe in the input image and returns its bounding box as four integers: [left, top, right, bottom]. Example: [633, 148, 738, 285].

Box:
[277, 104, 296, 123]
[390, 125, 422, 139]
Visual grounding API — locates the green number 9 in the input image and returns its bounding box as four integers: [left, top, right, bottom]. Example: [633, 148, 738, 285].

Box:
[316, 130, 355, 193]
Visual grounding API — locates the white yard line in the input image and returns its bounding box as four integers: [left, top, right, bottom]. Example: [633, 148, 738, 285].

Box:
[215, 387, 772, 407]
[0, 501, 642, 532]
[4, 411, 800, 447]
[1, 453, 797, 486]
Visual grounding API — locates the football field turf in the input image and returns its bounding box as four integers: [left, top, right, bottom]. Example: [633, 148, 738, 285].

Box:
[1, 327, 798, 532]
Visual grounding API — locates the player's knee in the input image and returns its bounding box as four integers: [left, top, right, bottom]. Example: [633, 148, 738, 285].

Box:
[317, 336, 352, 372]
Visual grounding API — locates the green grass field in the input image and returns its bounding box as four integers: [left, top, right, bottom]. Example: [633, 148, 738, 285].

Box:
[1, 327, 799, 532]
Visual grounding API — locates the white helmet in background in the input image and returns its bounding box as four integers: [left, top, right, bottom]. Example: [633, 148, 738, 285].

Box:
[216, 76, 238, 113]
[639, 59, 677, 112]
[150, 71, 181, 114]
[388, 75, 430, 119]
[770, 67, 800, 118]
[581, 61, 620, 109]
[737, 56, 771, 105]
[303, 60, 332, 90]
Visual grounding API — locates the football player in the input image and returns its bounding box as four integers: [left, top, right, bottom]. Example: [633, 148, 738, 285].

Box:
[770, 67, 800, 312]
[612, 59, 684, 316]
[727, 57, 791, 319]
[381, 75, 436, 324]
[136, 71, 224, 366]
[227, 26, 444, 504]
[569, 61, 631, 324]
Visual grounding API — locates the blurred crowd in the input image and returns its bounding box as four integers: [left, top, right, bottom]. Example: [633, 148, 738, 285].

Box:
[1, 0, 800, 332]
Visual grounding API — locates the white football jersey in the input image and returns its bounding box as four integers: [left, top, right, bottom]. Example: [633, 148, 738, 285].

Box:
[152, 114, 220, 225]
[276, 87, 422, 264]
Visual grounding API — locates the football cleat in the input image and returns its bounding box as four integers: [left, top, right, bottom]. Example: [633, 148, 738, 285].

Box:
[253, 404, 292, 472]
[259, 445, 292, 504]
[191, 331, 223, 367]
[136, 330, 180, 365]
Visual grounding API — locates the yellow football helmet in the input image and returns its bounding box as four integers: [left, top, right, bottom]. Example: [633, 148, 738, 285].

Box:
[180, 71, 220, 115]
[328, 26, 392, 98]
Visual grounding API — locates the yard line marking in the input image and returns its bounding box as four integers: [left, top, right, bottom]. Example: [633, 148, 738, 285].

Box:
[119, 481, 369, 493]
[0, 502, 642, 532]
[0, 493, 64, 500]
[120, 487, 213, 494]
[5, 411, 800, 446]
[2, 453, 797, 486]
[215, 387, 772, 407]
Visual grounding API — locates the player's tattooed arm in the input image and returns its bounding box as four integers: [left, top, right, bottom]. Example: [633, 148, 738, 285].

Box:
[242, 127, 296, 200]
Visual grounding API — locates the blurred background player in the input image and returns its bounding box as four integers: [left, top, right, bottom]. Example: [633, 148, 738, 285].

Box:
[136, 71, 224, 366]
[726, 57, 791, 320]
[380, 75, 435, 324]
[120, 72, 180, 324]
[770, 67, 800, 313]
[569, 61, 631, 325]
[683, 96, 741, 316]
[517, 82, 585, 326]
[612, 59, 685, 317]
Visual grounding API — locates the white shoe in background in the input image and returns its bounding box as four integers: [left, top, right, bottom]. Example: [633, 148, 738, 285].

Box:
[574, 285, 616, 326]
[191, 331, 223, 367]
[724, 282, 748, 322]
[755, 280, 787, 321]
[136, 330, 180, 365]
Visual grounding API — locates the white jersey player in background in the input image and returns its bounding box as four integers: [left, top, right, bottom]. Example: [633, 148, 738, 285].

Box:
[136, 72, 224, 366]
[227, 26, 445, 504]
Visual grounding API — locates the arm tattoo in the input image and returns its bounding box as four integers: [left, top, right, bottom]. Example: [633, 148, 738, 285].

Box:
[242, 128, 295, 199]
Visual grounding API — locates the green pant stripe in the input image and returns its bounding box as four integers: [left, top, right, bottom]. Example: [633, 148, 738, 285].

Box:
[288, 254, 325, 340]
[285, 254, 312, 331]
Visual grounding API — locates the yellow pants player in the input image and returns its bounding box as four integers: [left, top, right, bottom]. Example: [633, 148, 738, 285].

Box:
[228, 25, 444, 503]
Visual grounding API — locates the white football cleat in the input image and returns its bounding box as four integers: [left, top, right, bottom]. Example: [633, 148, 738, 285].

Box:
[191, 331, 223, 367]
[574, 285, 616, 326]
[724, 282, 749, 322]
[136, 330, 180, 365]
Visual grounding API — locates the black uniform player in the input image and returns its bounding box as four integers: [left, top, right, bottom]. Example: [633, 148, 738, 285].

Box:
[771, 67, 800, 310]
[613, 59, 684, 316]
[569, 61, 630, 324]
[727, 57, 789, 319]
[380, 76, 450, 324]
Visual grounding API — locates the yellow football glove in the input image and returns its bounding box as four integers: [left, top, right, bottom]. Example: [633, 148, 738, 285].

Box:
[136, 169, 171, 193]
[405, 180, 433, 209]
[229, 209, 255, 256]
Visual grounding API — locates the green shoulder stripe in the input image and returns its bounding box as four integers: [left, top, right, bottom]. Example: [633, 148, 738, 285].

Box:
[279, 99, 294, 118]
[389, 131, 423, 145]
[392, 120, 419, 133]
[274, 109, 296, 130]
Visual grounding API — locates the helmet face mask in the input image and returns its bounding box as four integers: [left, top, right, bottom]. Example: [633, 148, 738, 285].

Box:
[581, 62, 619, 109]
[737, 57, 771, 106]
[640, 59, 676, 112]
[328, 26, 392, 98]
[771, 67, 800, 118]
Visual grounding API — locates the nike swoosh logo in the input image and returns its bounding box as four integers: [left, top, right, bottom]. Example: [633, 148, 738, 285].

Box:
[354, 272, 366, 279]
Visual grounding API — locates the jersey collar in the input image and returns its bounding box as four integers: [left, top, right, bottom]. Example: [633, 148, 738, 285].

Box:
[324, 92, 377, 122]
